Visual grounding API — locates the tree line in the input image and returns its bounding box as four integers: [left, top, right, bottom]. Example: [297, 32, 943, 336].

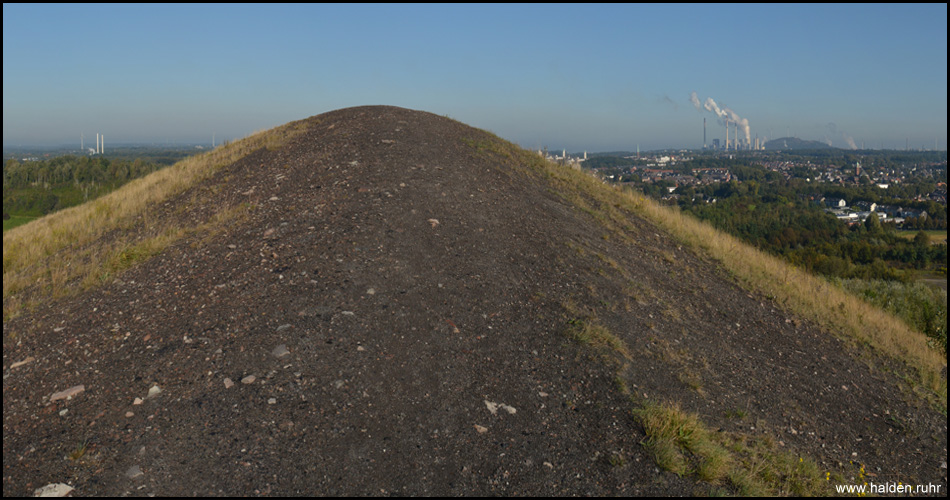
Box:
[4, 155, 163, 188]
[678, 193, 945, 282]
[3, 155, 166, 216]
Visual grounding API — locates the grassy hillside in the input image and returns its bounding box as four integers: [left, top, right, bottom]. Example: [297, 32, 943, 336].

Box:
[473, 133, 947, 411]
[2, 120, 308, 320]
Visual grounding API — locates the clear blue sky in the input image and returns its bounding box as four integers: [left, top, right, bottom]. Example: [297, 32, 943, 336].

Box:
[3, 3, 947, 151]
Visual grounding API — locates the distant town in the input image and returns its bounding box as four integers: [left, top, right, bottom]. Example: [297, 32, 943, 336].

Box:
[540, 143, 947, 232]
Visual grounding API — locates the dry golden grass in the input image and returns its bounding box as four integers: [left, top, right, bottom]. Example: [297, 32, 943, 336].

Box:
[3, 119, 309, 321]
[629, 194, 946, 406]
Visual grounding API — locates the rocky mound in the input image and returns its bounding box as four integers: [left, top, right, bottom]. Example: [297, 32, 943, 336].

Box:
[3, 106, 946, 496]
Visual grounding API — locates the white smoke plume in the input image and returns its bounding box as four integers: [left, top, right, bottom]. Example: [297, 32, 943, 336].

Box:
[692, 92, 752, 147]
[690, 92, 702, 111]
[703, 97, 750, 145]
[827, 122, 858, 150]
[703, 97, 723, 117]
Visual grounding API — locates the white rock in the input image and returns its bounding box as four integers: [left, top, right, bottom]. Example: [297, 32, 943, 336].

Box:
[484, 400, 516, 415]
[146, 385, 161, 398]
[126, 465, 143, 479]
[10, 356, 35, 369]
[33, 483, 74, 497]
[50, 385, 85, 402]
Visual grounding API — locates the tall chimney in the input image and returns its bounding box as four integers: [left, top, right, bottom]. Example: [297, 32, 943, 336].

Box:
[96, 133, 100, 154]
[725, 120, 730, 151]
[703, 117, 707, 149]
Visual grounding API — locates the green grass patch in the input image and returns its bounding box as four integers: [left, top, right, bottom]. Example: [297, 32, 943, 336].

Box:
[565, 318, 631, 360]
[634, 400, 830, 496]
[3, 215, 38, 232]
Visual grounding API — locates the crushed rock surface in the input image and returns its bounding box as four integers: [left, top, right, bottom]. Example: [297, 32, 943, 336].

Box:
[3, 106, 946, 496]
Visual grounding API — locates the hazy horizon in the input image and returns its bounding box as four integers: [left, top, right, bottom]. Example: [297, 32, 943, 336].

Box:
[3, 4, 947, 152]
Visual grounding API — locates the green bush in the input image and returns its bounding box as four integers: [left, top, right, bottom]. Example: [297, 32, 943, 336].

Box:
[839, 278, 947, 353]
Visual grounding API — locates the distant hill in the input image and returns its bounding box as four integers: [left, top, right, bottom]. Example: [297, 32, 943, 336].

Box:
[3, 106, 945, 496]
[764, 137, 838, 150]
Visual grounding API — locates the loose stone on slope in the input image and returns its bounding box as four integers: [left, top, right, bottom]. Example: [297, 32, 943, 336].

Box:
[125, 465, 144, 480]
[33, 483, 74, 497]
[49, 385, 85, 402]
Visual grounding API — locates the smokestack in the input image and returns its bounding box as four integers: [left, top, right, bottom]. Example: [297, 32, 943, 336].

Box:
[101, 134, 104, 154]
[703, 117, 707, 149]
[96, 133, 100, 155]
[726, 120, 730, 151]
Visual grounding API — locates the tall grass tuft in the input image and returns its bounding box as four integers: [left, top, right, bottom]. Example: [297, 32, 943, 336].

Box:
[635, 400, 828, 495]
[565, 318, 632, 360]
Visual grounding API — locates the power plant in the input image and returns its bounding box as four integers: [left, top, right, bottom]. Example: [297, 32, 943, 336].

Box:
[691, 91, 763, 151]
[703, 116, 762, 151]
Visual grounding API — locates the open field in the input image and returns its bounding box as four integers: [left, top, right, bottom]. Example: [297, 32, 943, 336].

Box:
[2, 215, 38, 233]
[896, 230, 948, 242]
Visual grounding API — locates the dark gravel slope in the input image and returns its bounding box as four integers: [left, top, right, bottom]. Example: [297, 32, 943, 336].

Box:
[3, 106, 945, 496]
